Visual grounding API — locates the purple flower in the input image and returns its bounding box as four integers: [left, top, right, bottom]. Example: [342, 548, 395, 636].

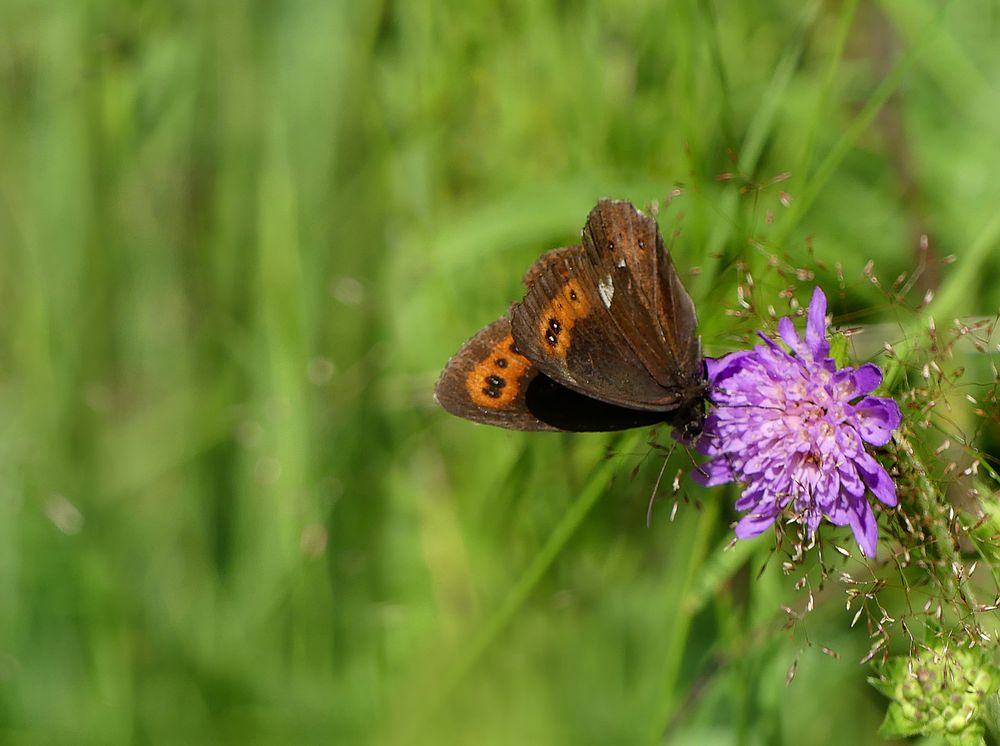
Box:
[695, 287, 902, 557]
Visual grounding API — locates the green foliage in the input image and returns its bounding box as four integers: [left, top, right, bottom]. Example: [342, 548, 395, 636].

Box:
[2, 0, 1000, 744]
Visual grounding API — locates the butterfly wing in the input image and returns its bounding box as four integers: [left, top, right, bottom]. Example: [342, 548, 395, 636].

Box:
[509, 245, 687, 411]
[522, 244, 582, 287]
[435, 317, 554, 430]
[581, 199, 702, 391]
[509, 202, 704, 412]
[434, 317, 667, 431]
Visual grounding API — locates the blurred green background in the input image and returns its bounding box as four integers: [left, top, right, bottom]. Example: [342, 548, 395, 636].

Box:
[2, 1, 1000, 744]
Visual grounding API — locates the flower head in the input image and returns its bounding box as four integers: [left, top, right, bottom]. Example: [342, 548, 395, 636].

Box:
[695, 287, 902, 557]
[871, 646, 998, 741]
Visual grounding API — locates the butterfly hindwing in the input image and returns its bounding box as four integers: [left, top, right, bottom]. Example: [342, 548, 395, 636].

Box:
[434, 316, 672, 431]
[434, 317, 558, 430]
[522, 244, 582, 287]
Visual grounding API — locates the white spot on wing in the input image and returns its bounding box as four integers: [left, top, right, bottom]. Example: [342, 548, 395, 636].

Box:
[598, 275, 614, 308]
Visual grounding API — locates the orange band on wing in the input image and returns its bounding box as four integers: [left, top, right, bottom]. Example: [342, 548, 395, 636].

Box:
[466, 333, 533, 409]
[536, 279, 590, 358]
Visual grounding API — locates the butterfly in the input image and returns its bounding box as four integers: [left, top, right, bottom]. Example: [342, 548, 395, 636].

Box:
[435, 199, 707, 433]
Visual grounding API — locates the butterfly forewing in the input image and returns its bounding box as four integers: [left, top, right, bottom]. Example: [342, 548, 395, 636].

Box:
[581, 200, 701, 390]
[509, 246, 684, 411]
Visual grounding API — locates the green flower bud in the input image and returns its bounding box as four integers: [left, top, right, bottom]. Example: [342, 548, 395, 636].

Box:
[874, 646, 999, 741]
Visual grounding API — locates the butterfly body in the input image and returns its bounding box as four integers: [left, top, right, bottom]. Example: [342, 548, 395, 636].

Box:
[435, 199, 706, 433]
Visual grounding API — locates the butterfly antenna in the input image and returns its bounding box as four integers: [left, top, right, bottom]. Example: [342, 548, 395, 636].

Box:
[646, 441, 678, 528]
[683, 431, 716, 480]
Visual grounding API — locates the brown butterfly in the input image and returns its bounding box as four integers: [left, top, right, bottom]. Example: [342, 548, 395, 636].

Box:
[435, 199, 706, 433]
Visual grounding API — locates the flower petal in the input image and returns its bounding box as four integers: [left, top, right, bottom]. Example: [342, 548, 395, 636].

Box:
[834, 363, 882, 398]
[805, 287, 830, 359]
[838, 462, 865, 497]
[852, 363, 883, 395]
[846, 498, 878, 557]
[855, 452, 897, 506]
[778, 317, 803, 355]
[755, 331, 787, 357]
[691, 457, 734, 486]
[734, 509, 778, 539]
[803, 507, 824, 536]
[815, 466, 840, 502]
[854, 396, 902, 446]
[735, 482, 769, 511]
[705, 350, 754, 385]
[824, 503, 851, 526]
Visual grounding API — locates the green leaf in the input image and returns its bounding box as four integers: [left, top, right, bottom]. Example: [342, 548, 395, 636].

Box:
[981, 691, 1000, 746]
